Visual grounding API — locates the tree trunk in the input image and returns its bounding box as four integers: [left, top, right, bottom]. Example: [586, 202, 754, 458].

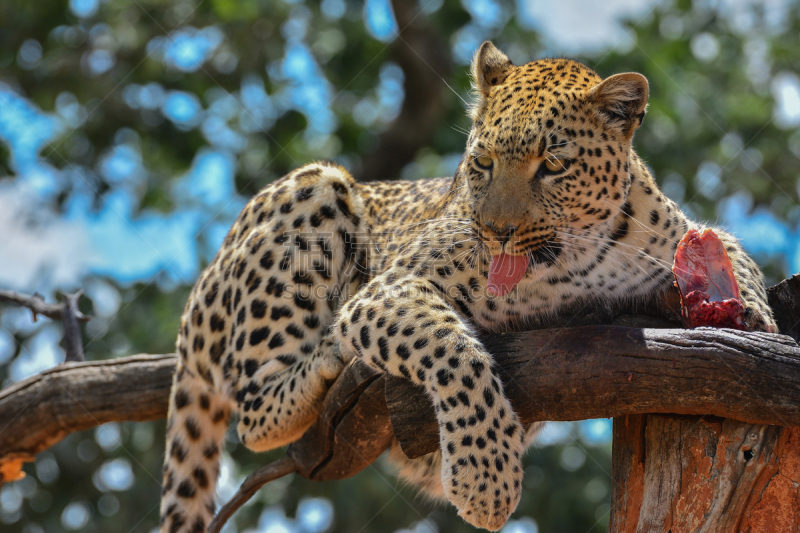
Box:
[610, 414, 800, 532]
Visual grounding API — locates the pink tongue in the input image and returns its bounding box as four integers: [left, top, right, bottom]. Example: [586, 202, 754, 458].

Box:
[488, 253, 530, 296]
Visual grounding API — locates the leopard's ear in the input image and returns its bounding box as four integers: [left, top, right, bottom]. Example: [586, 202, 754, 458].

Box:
[588, 73, 649, 137]
[472, 41, 513, 98]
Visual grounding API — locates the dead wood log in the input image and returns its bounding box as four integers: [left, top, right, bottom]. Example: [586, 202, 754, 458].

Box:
[0, 354, 174, 482]
[604, 274, 800, 533]
[2, 324, 800, 483]
[610, 414, 800, 532]
[386, 326, 800, 458]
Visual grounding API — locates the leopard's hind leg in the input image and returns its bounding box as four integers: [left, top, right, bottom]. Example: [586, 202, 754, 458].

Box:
[224, 163, 367, 452]
[159, 162, 367, 533]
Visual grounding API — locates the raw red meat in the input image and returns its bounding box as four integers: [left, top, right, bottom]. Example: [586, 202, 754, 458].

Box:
[673, 228, 746, 330]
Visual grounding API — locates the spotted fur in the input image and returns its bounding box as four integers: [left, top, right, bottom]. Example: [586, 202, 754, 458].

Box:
[159, 42, 775, 532]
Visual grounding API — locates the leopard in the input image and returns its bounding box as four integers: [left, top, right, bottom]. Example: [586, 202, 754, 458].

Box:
[158, 41, 777, 532]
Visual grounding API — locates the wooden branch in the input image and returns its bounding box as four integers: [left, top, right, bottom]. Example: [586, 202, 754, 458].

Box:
[209, 362, 394, 532]
[386, 326, 800, 458]
[768, 273, 800, 341]
[0, 287, 683, 480]
[0, 354, 174, 482]
[207, 456, 298, 533]
[0, 289, 90, 323]
[0, 354, 394, 486]
[3, 325, 800, 481]
[287, 360, 394, 481]
[608, 274, 800, 532]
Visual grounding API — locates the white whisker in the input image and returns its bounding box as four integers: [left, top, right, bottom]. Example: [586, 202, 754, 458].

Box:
[554, 229, 674, 275]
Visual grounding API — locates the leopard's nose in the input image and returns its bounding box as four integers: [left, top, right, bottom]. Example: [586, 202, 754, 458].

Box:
[484, 221, 517, 245]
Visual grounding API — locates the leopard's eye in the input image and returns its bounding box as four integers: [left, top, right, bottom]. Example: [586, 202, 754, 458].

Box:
[475, 156, 494, 170]
[545, 158, 563, 172]
[542, 157, 571, 174]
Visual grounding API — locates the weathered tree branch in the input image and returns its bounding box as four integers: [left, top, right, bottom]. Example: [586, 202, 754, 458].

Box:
[0, 354, 174, 482]
[0, 289, 90, 323]
[2, 322, 800, 483]
[60, 291, 85, 362]
[768, 273, 800, 340]
[208, 362, 394, 533]
[0, 289, 89, 362]
[386, 326, 800, 458]
[207, 456, 298, 533]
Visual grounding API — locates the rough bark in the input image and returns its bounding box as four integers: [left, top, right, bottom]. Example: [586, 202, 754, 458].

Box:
[2, 324, 800, 485]
[287, 360, 394, 481]
[768, 273, 800, 342]
[0, 354, 174, 482]
[386, 326, 800, 458]
[609, 415, 647, 533]
[0, 354, 394, 485]
[606, 274, 800, 532]
[610, 415, 800, 533]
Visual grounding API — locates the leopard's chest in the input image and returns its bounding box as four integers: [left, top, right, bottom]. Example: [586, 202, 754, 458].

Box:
[356, 184, 676, 333]
[366, 226, 673, 333]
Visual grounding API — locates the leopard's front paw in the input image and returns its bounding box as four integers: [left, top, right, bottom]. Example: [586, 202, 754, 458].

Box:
[440, 405, 524, 531]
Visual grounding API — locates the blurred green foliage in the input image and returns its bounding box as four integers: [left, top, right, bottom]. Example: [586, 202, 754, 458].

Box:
[1, 0, 799, 532]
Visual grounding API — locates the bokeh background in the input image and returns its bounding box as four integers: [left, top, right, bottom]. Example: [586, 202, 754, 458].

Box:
[2, 0, 800, 531]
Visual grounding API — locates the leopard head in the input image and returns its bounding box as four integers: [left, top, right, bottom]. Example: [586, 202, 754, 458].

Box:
[462, 41, 649, 269]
